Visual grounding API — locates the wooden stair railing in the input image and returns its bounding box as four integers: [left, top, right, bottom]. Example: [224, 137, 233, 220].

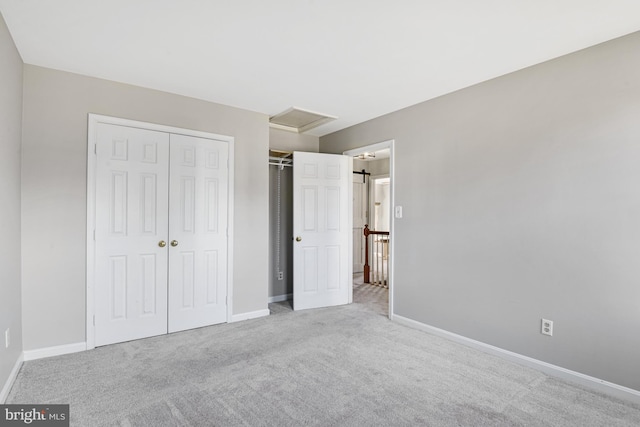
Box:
[363, 224, 390, 287]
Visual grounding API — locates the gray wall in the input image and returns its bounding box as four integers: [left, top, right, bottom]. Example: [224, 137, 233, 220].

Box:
[21, 65, 269, 351]
[268, 128, 319, 299]
[269, 128, 319, 153]
[0, 12, 23, 396]
[321, 32, 640, 392]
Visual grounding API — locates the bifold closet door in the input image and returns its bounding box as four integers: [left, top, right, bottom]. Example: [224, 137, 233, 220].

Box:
[94, 124, 229, 346]
[94, 124, 170, 346]
[167, 134, 229, 333]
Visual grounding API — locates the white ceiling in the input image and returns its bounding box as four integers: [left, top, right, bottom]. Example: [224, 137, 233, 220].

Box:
[1, 1, 639, 136]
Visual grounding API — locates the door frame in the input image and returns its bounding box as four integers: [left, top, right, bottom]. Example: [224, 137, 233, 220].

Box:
[86, 114, 235, 350]
[343, 140, 395, 319]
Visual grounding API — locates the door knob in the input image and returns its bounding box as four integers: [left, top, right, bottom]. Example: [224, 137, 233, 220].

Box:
[171, 240, 179, 247]
[295, 236, 302, 242]
[158, 240, 167, 247]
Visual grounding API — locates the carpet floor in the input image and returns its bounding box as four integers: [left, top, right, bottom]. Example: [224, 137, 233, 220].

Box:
[7, 279, 640, 426]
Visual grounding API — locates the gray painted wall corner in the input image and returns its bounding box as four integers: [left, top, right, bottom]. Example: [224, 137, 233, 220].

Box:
[0, 11, 24, 401]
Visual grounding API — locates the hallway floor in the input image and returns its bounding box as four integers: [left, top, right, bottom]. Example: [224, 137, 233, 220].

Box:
[269, 273, 388, 316]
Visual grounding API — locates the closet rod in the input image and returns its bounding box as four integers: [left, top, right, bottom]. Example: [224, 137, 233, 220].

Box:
[268, 155, 293, 169]
[269, 162, 292, 168]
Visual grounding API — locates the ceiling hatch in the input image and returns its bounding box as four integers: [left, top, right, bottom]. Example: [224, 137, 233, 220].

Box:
[269, 107, 337, 133]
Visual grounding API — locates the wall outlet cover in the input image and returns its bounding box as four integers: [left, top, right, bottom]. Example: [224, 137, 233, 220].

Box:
[541, 319, 553, 336]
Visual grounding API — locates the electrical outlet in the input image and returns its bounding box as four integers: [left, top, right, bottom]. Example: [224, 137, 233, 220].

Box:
[4, 328, 9, 348]
[541, 319, 553, 336]
[277, 272, 284, 281]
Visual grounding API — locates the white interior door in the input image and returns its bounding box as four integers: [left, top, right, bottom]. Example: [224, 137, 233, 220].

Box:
[168, 134, 229, 333]
[95, 123, 170, 346]
[293, 151, 352, 310]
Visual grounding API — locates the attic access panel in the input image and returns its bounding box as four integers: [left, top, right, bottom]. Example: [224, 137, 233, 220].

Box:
[269, 107, 336, 133]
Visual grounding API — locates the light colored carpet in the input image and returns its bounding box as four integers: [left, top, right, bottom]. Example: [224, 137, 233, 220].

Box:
[7, 279, 640, 426]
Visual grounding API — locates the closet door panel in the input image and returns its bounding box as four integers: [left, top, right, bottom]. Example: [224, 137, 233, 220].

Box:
[168, 134, 229, 333]
[94, 123, 170, 346]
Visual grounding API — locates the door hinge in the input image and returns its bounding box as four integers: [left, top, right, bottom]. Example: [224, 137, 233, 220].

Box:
[93, 229, 96, 240]
[94, 144, 97, 154]
[93, 315, 95, 326]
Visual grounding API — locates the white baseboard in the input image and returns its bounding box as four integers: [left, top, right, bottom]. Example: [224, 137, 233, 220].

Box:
[1, 353, 23, 403]
[391, 314, 640, 405]
[23, 342, 86, 362]
[231, 309, 270, 323]
[268, 293, 292, 303]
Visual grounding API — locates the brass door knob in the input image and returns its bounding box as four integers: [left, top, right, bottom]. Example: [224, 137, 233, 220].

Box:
[295, 236, 302, 242]
[158, 240, 167, 247]
[171, 240, 179, 247]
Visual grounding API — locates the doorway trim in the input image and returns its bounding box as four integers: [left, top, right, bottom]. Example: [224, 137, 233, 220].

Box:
[86, 114, 235, 350]
[343, 139, 395, 319]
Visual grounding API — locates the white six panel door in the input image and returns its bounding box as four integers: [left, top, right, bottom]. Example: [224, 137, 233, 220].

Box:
[168, 134, 229, 333]
[94, 122, 229, 345]
[95, 124, 170, 346]
[293, 151, 352, 310]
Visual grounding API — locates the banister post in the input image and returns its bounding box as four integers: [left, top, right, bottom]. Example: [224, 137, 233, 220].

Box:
[363, 224, 370, 283]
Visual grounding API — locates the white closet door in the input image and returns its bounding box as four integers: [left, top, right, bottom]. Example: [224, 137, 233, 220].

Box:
[293, 151, 352, 310]
[168, 134, 229, 333]
[94, 123, 170, 346]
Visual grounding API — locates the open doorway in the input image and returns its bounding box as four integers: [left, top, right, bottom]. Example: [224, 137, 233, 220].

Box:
[344, 140, 395, 318]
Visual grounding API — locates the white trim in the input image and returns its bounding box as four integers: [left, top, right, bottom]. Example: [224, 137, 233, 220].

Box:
[347, 157, 354, 304]
[392, 314, 640, 405]
[230, 309, 270, 323]
[226, 139, 235, 324]
[22, 342, 87, 362]
[86, 115, 97, 349]
[268, 293, 292, 303]
[343, 140, 394, 158]
[343, 139, 395, 319]
[269, 122, 300, 133]
[86, 114, 235, 349]
[0, 353, 23, 403]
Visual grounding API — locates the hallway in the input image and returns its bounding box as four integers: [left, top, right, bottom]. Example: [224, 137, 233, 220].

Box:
[352, 273, 388, 317]
[269, 274, 388, 316]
